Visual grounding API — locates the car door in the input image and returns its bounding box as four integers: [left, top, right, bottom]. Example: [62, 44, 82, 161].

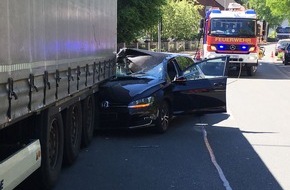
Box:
[172, 56, 229, 115]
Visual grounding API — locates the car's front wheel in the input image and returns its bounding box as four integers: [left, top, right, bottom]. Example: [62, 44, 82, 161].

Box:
[155, 101, 170, 133]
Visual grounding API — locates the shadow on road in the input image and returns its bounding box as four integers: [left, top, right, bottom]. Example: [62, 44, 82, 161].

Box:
[44, 113, 284, 190]
[91, 113, 283, 190]
[228, 62, 290, 80]
[203, 125, 283, 190]
[194, 114, 283, 190]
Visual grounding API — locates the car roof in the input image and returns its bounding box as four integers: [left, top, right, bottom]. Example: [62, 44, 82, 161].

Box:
[117, 48, 189, 65]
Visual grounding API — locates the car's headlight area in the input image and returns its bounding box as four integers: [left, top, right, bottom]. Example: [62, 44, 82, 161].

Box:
[128, 96, 155, 109]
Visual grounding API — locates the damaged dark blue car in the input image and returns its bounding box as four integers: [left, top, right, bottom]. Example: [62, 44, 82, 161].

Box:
[98, 48, 229, 133]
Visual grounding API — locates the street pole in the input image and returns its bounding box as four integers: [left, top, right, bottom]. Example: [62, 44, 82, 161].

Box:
[224, 0, 226, 10]
[157, 20, 161, 52]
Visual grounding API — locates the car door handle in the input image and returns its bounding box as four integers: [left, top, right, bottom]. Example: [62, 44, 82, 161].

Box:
[213, 82, 225, 87]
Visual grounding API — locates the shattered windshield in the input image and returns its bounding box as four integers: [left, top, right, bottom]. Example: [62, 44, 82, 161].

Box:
[210, 18, 256, 37]
[116, 54, 164, 79]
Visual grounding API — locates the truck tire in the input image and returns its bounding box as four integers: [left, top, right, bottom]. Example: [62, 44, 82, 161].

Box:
[39, 111, 64, 189]
[285, 58, 289, 65]
[63, 102, 82, 165]
[246, 65, 256, 76]
[81, 95, 95, 147]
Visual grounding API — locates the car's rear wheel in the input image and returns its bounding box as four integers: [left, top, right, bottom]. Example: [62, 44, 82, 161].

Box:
[155, 101, 170, 133]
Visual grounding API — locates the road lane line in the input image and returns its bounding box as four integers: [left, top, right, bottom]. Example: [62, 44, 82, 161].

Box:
[202, 126, 233, 190]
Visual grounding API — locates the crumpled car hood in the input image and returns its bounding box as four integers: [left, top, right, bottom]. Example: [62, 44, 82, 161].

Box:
[99, 77, 163, 104]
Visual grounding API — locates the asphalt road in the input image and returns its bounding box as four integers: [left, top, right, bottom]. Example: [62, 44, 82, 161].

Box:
[22, 44, 290, 190]
[53, 44, 290, 190]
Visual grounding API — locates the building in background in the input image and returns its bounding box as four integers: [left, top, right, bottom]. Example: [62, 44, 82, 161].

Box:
[197, 0, 237, 17]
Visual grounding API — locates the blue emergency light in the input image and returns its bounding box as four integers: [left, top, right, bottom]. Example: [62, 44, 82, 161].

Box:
[218, 45, 225, 49]
[241, 45, 247, 50]
[211, 9, 221, 14]
[216, 44, 249, 51]
[245, 9, 256, 14]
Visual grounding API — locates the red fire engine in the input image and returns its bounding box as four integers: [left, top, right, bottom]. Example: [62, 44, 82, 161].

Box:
[199, 3, 267, 76]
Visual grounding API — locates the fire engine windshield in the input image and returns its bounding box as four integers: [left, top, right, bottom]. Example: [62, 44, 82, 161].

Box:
[210, 18, 256, 37]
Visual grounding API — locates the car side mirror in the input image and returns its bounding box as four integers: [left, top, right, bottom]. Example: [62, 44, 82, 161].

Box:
[173, 76, 187, 83]
[199, 19, 204, 29]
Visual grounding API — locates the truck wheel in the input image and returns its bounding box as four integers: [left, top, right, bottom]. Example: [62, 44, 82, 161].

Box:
[246, 66, 256, 76]
[39, 111, 64, 189]
[285, 58, 289, 65]
[81, 95, 95, 147]
[63, 102, 82, 165]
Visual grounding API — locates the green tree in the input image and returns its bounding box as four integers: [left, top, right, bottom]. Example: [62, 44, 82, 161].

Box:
[247, 0, 284, 28]
[235, 0, 247, 4]
[265, 0, 290, 21]
[161, 0, 203, 40]
[117, 0, 166, 43]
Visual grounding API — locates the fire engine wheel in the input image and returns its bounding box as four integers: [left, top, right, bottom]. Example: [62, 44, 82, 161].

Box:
[284, 58, 290, 65]
[81, 95, 95, 147]
[39, 111, 64, 189]
[246, 65, 257, 76]
[63, 102, 82, 166]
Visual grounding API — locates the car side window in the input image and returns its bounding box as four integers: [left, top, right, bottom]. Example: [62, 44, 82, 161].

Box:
[182, 56, 228, 80]
[183, 64, 204, 80]
[175, 56, 193, 71]
[199, 61, 224, 76]
[287, 45, 290, 51]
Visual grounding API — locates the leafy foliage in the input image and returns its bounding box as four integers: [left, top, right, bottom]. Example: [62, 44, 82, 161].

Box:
[117, 0, 166, 43]
[160, 0, 203, 40]
[246, 0, 285, 28]
[265, 0, 290, 21]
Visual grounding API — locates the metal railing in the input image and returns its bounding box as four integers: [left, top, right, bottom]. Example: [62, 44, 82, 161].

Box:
[117, 40, 200, 52]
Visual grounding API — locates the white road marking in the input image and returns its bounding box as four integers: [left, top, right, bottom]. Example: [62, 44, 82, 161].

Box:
[202, 126, 233, 190]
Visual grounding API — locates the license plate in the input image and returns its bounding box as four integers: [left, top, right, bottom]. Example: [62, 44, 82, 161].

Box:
[231, 55, 239, 58]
